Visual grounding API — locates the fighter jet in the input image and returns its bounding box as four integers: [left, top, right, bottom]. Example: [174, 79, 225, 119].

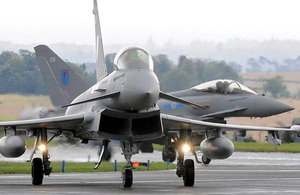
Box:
[34, 46, 294, 163]
[158, 80, 294, 163]
[0, 0, 299, 188]
[160, 79, 293, 119]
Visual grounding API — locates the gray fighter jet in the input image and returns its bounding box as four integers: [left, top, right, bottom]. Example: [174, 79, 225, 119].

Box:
[158, 79, 293, 163]
[0, 0, 299, 188]
[34, 45, 293, 163]
[159, 79, 293, 119]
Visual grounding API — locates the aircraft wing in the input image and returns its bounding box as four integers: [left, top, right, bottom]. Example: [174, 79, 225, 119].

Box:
[0, 114, 85, 131]
[161, 114, 295, 133]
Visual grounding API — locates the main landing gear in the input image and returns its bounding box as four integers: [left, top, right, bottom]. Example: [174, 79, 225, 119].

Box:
[173, 130, 196, 187]
[28, 129, 61, 185]
[120, 141, 139, 188]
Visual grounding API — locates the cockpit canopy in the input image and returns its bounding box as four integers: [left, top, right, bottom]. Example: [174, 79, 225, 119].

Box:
[192, 79, 257, 95]
[114, 46, 154, 70]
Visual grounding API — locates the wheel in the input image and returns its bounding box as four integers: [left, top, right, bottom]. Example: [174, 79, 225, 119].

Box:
[122, 169, 133, 188]
[183, 159, 194, 187]
[162, 147, 176, 162]
[32, 158, 43, 185]
[202, 155, 211, 165]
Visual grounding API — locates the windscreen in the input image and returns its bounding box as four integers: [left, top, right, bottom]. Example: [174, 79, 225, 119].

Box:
[114, 46, 153, 70]
[192, 79, 257, 95]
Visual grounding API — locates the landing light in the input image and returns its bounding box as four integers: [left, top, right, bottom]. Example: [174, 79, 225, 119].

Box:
[38, 144, 47, 152]
[182, 143, 191, 153]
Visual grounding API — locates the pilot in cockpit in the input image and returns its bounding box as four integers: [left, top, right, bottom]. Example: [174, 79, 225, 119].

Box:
[216, 81, 229, 94]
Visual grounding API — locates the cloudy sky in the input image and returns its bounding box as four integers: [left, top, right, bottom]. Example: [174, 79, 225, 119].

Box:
[1, 0, 300, 45]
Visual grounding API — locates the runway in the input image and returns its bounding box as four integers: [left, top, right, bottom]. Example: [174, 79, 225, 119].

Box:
[1, 149, 300, 194]
[1, 163, 300, 194]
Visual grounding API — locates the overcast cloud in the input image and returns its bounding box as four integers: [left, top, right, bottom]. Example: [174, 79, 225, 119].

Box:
[1, 0, 300, 46]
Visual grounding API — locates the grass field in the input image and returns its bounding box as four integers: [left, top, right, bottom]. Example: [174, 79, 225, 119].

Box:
[233, 142, 300, 153]
[0, 161, 176, 174]
[241, 72, 300, 94]
[0, 94, 53, 121]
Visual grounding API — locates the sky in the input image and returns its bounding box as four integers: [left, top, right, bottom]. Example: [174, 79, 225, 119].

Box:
[1, 0, 300, 46]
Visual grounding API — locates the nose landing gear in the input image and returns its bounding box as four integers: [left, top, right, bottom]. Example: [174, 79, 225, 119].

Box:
[120, 141, 139, 188]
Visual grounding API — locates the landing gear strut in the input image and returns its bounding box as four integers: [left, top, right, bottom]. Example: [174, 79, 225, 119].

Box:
[120, 141, 138, 188]
[41, 129, 52, 177]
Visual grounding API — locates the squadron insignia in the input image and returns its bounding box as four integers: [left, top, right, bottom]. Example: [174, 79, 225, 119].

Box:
[61, 70, 69, 86]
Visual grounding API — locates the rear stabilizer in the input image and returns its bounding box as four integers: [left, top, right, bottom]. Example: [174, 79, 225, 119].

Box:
[93, 0, 107, 80]
[34, 45, 89, 107]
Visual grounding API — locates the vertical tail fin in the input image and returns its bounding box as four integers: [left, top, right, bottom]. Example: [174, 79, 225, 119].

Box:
[93, 0, 107, 80]
[34, 45, 89, 107]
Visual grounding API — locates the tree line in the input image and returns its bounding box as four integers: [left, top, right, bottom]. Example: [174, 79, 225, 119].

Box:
[0, 49, 241, 95]
[247, 56, 300, 72]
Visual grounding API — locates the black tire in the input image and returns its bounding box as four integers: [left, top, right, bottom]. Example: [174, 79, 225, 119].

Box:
[202, 155, 211, 165]
[122, 169, 133, 188]
[32, 158, 43, 185]
[183, 159, 194, 187]
[162, 147, 176, 162]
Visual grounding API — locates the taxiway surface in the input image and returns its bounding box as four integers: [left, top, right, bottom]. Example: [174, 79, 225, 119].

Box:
[1, 163, 300, 194]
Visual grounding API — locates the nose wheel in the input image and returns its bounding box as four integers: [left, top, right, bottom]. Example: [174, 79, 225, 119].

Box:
[122, 169, 133, 188]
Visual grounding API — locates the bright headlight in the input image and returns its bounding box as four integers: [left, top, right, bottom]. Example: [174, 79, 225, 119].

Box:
[182, 143, 191, 153]
[38, 144, 47, 152]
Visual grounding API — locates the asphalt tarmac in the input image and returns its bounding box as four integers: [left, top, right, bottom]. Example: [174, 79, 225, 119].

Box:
[1, 163, 300, 194]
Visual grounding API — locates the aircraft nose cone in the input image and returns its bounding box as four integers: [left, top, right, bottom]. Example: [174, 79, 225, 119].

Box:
[254, 96, 294, 117]
[120, 71, 160, 110]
